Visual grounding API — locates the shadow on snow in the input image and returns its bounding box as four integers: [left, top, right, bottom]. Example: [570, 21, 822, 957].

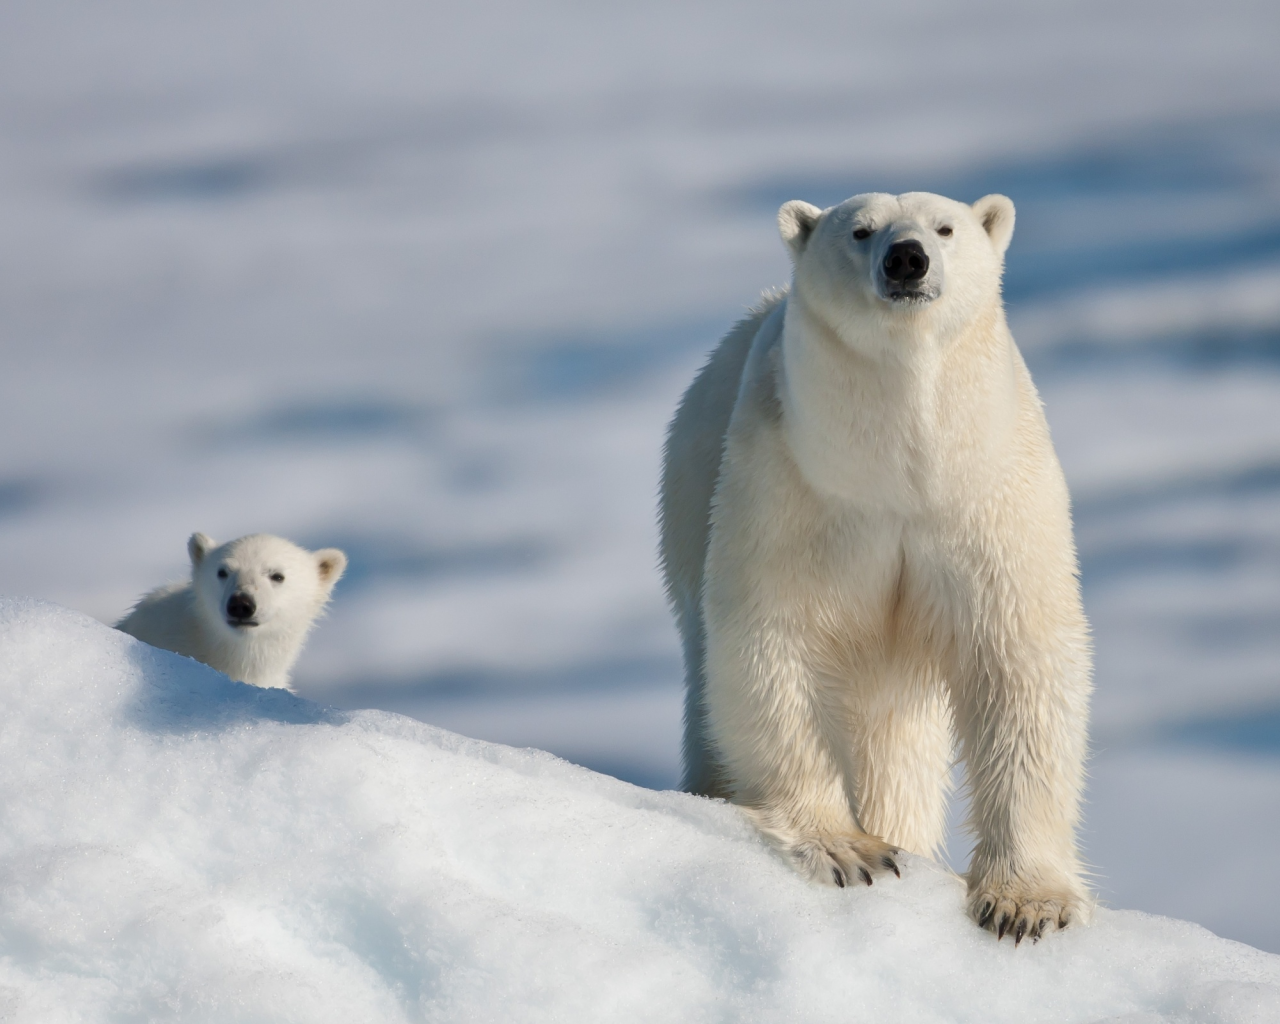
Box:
[124, 642, 345, 734]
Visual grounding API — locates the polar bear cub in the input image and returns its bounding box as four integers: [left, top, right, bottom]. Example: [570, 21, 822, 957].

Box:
[117, 533, 347, 691]
[660, 191, 1092, 942]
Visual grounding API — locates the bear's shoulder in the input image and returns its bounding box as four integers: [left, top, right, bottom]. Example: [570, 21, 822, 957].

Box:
[116, 580, 203, 656]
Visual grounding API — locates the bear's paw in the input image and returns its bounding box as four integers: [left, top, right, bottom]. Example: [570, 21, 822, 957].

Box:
[790, 832, 901, 889]
[968, 881, 1089, 945]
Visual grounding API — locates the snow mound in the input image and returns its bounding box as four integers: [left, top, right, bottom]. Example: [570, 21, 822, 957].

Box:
[0, 600, 1276, 1023]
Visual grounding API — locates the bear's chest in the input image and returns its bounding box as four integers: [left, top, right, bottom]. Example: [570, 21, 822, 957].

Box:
[780, 370, 947, 518]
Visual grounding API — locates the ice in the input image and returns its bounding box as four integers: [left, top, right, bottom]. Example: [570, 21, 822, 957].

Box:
[0, 599, 1276, 1023]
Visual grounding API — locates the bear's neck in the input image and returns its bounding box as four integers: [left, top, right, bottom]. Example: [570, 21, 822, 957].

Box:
[196, 611, 309, 690]
[778, 294, 1016, 513]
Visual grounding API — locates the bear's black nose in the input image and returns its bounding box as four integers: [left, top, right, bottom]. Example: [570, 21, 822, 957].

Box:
[226, 593, 256, 622]
[883, 240, 929, 283]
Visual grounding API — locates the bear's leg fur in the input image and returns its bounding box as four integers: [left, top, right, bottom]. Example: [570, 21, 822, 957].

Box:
[948, 555, 1093, 942]
[850, 666, 953, 861]
[703, 606, 903, 887]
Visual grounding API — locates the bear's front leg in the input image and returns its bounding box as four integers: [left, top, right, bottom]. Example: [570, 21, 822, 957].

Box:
[968, 875, 1084, 945]
[951, 571, 1093, 942]
[702, 609, 901, 889]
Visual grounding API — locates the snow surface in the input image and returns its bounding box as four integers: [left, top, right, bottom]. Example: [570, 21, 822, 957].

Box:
[2, 0, 1280, 956]
[2, 599, 1279, 1024]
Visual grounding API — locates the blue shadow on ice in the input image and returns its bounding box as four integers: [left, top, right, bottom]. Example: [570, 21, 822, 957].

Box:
[0, 478, 43, 519]
[320, 534, 547, 596]
[1074, 459, 1280, 522]
[1025, 329, 1280, 382]
[196, 398, 431, 448]
[95, 158, 272, 203]
[1073, 458, 1280, 590]
[88, 104, 522, 206]
[314, 652, 680, 704]
[124, 643, 346, 734]
[1166, 705, 1280, 756]
[1079, 539, 1249, 584]
[500, 316, 729, 402]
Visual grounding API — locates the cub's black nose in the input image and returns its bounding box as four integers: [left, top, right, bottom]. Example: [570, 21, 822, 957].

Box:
[226, 593, 256, 622]
[883, 240, 929, 283]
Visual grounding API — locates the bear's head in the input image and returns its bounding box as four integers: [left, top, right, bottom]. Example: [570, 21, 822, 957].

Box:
[778, 191, 1015, 345]
[188, 532, 347, 640]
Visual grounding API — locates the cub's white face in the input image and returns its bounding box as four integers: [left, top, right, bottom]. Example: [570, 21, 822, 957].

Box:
[778, 191, 1016, 344]
[188, 533, 346, 640]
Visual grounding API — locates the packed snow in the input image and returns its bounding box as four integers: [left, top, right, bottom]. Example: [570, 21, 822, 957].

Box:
[1, 599, 1277, 1023]
[2, 0, 1280, 957]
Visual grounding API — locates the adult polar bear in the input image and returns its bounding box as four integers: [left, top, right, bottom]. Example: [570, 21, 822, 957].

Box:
[660, 191, 1091, 942]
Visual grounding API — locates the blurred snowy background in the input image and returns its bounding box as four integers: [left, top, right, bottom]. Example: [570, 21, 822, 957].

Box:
[1, 0, 1279, 951]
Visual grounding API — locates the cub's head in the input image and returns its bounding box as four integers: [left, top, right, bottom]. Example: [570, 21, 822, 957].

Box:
[188, 532, 347, 639]
[778, 191, 1015, 339]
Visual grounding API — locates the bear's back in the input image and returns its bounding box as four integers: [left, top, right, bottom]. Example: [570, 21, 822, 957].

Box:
[116, 581, 205, 663]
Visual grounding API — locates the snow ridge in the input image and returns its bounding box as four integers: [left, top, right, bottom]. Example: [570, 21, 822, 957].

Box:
[0, 599, 1276, 1023]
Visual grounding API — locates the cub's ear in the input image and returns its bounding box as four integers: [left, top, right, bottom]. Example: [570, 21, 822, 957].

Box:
[972, 194, 1015, 257]
[315, 549, 348, 592]
[778, 200, 823, 261]
[188, 532, 216, 567]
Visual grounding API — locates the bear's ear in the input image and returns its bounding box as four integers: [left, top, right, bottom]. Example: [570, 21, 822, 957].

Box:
[188, 532, 216, 567]
[972, 194, 1015, 257]
[778, 201, 823, 260]
[315, 549, 348, 592]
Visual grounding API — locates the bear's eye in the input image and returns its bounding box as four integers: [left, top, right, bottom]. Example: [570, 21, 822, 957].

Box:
[270, 572, 285, 583]
[937, 226, 953, 237]
[853, 227, 873, 240]
[216, 568, 228, 579]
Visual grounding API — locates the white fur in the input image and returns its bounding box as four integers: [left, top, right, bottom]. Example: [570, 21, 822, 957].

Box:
[117, 533, 347, 691]
[660, 192, 1092, 941]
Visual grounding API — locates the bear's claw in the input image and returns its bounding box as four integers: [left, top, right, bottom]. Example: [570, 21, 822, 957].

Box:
[968, 883, 1086, 945]
[789, 831, 901, 890]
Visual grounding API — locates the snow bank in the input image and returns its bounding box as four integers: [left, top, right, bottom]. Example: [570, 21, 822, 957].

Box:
[1, 599, 1277, 1023]
[3, 0, 1280, 947]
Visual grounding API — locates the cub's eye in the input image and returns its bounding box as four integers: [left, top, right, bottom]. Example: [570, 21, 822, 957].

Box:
[853, 227, 872, 240]
[937, 226, 953, 237]
[216, 568, 228, 579]
[270, 572, 285, 583]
